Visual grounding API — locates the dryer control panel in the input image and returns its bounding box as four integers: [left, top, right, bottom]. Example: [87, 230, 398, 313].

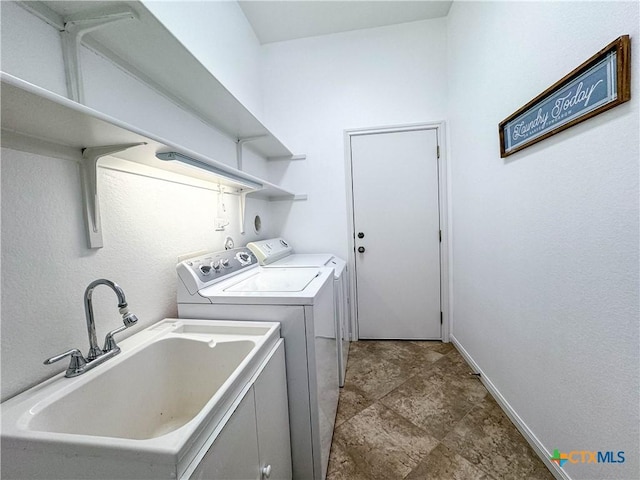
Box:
[177, 247, 258, 294]
[246, 238, 293, 265]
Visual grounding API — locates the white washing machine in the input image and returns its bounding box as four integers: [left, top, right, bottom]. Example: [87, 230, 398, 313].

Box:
[247, 238, 351, 387]
[176, 247, 338, 480]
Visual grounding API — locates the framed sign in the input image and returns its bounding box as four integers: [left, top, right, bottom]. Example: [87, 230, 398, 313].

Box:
[499, 35, 631, 158]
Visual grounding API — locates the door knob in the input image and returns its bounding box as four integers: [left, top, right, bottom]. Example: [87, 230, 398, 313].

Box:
[357, 232, 365, 239]
[358, 246, 365, 253]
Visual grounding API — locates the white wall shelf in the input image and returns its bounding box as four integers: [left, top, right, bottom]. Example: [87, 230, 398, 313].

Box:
[0, 73, 303, 247]
[19, 0, 304, 162]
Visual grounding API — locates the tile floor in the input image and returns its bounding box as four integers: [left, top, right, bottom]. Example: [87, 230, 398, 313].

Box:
[327, 341, 555, 480]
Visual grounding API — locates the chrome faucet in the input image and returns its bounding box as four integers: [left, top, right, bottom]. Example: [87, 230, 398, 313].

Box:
[84, 279, 138, 360]
[44, 279, 138, 377]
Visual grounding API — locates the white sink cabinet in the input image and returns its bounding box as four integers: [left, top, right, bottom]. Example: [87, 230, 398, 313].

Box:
[189, 341, 291, 480]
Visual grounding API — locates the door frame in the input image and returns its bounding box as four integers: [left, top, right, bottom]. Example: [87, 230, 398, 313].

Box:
[344, 121, 450, 342]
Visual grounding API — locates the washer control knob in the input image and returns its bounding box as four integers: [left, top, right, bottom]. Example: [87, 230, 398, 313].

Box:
[199, 265, 212, 275]
[236, 252, 252, 265]
[212, 260, 221, 271]
[280, 239, 289, 247]
[220, 258, 230, 268]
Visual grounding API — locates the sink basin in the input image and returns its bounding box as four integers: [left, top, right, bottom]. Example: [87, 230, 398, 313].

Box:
[1, 318, 280, 479]
[29, 337, 255, 439]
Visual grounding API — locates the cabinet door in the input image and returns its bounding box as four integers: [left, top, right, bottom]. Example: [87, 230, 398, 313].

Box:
[254, 341, 292, 480]
[190, 391, 260, 480]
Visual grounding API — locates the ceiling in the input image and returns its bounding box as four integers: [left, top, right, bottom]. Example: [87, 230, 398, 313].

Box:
[238, 1, 453, 44]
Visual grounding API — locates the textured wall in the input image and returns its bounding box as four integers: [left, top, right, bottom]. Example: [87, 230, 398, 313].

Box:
[261, 19, 448, 258]
[446, 2, 639, 479]
[0, 148, 272, 401]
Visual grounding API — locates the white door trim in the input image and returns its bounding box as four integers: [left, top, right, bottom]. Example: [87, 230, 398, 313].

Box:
[344, 121, 450, 342]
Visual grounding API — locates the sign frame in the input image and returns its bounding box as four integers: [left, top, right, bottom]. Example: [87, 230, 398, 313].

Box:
[499, 35, 631, 158]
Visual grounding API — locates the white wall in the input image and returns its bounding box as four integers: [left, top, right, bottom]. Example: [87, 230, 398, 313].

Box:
[261, 18, 448, 258]
[0, 1, 68, 96]
[0, 1, 275, 400]
[447, 2, 639, 479]
[142, 0, 264, 119]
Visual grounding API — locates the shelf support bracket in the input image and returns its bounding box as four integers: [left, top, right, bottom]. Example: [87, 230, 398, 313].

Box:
[236, 135, 267, 171]
[81, 143, 146, 249]
[60, 7, 137, 103]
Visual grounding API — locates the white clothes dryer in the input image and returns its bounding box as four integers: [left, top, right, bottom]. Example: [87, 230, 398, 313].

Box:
[247, 238, 351, 387]
[176, 248, 338, 480]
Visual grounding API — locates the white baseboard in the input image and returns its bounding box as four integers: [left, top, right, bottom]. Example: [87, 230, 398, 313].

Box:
[449, 334, 570, 480]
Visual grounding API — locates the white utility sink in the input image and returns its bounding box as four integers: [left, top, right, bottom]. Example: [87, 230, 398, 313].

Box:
[1, 319, 280, 479]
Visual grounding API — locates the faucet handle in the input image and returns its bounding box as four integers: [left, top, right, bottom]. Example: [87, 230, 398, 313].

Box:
[103, 311, 138, 352]
[103, 325, 127, 352]
[44, 348, 88, 377]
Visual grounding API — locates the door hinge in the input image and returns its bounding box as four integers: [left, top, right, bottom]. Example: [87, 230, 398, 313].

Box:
[440, 312, 443, 324]
[439, 230, 442, 242]
[437, 145, 440, 159]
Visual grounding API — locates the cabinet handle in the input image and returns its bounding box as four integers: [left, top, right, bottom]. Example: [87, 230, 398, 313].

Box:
[261, 465, 272, 479]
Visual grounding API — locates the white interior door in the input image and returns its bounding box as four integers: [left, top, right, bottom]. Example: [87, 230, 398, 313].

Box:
[350, 128, 441, 339]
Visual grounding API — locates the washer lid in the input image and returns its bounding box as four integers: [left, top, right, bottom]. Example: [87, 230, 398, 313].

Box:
[269, 254, 334, 267]
[224, 268, 320, 292]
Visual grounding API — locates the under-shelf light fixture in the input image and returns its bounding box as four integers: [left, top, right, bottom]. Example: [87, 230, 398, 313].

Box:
[156, 151, 263, 190]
